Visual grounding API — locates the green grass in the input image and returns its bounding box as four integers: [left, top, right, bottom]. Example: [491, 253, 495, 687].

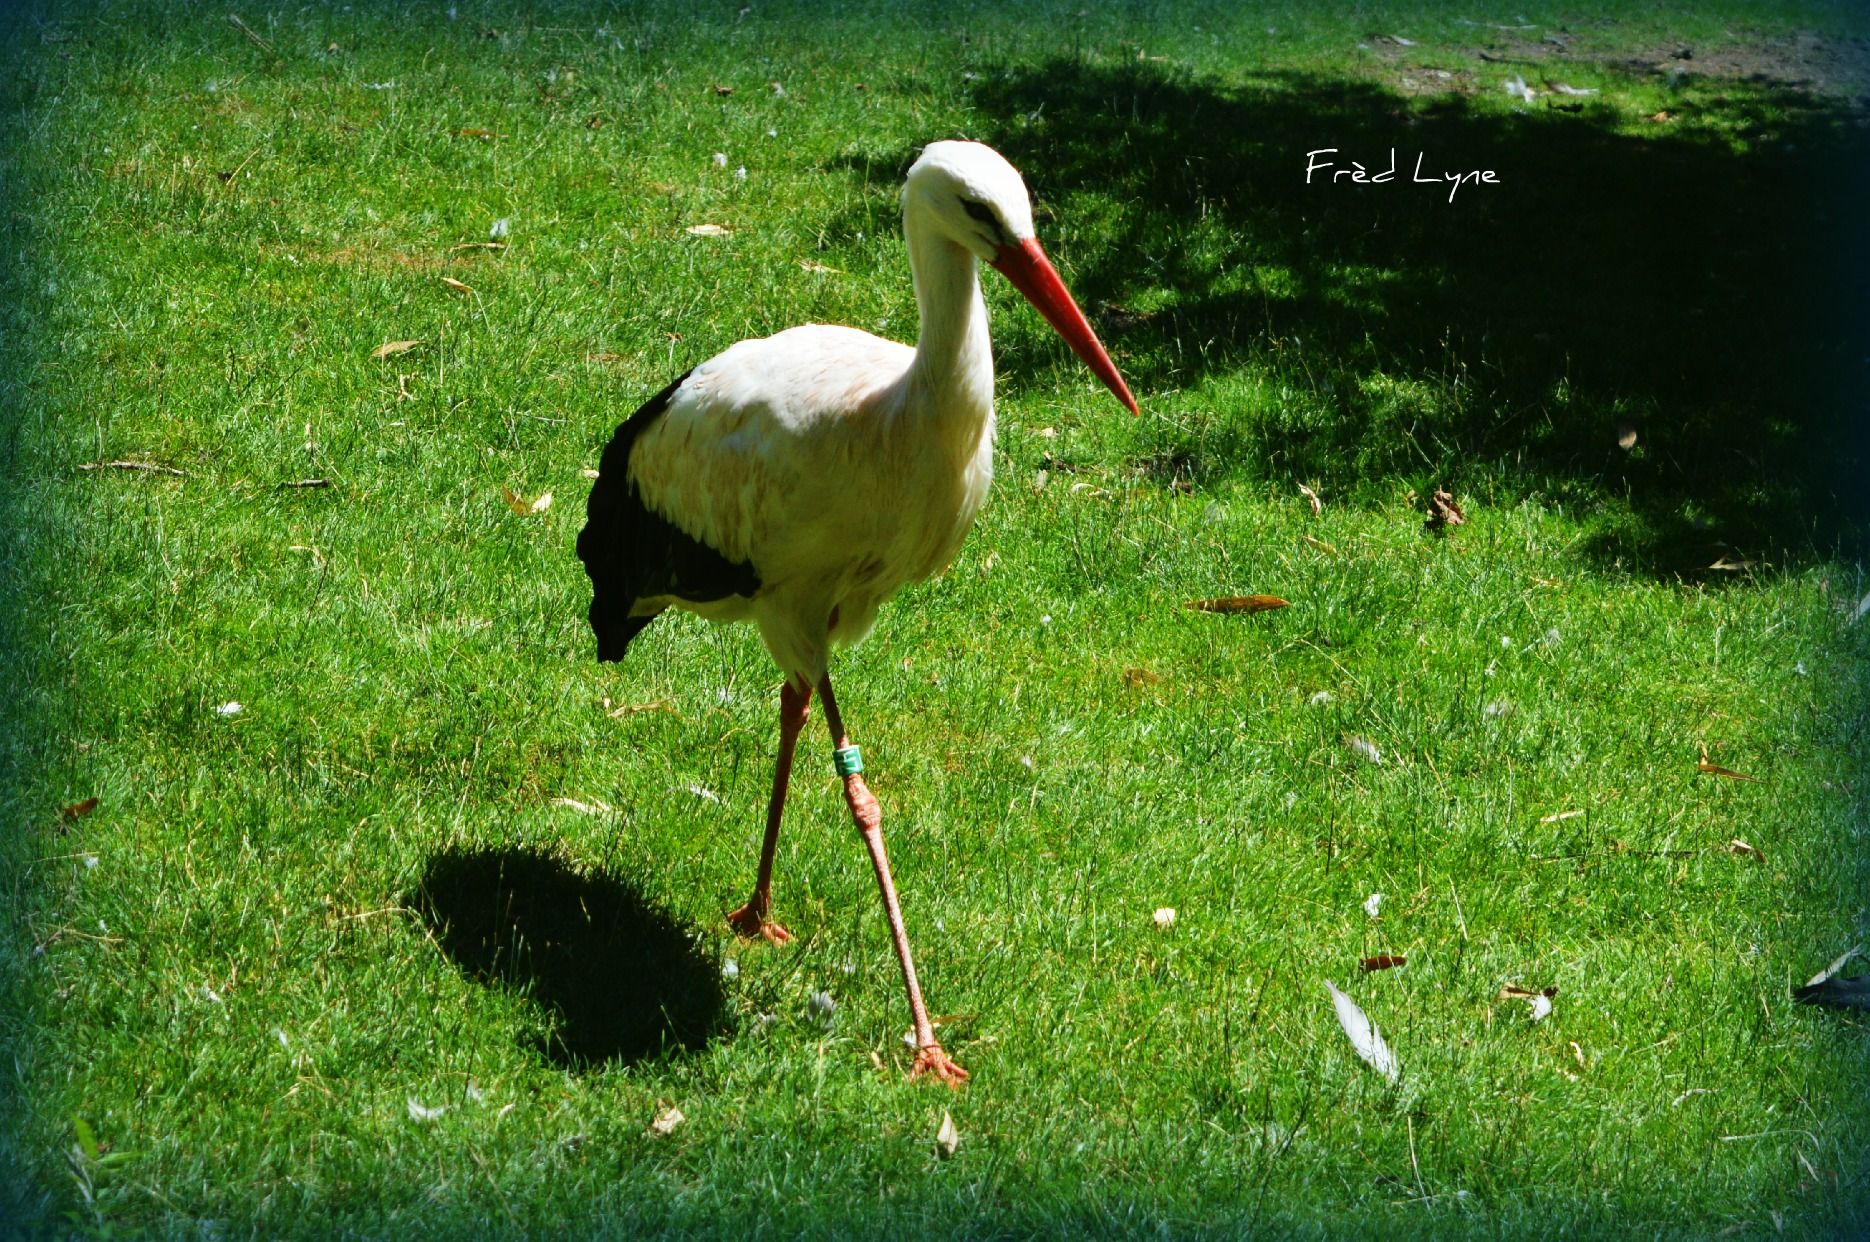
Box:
[3, 1, 1867, 1236]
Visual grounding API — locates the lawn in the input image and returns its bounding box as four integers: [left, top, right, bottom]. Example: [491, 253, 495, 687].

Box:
[2, 0, 1867, 1236]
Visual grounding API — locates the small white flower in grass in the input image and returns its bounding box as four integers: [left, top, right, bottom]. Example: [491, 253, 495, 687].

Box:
[1346, 736, 1383, 765]
[765, 128, 778, 138]
[808, 990, 835, 1024]
[273, 1028, 289, 1049]
[407, 1098, 446, 1122]
[683, 784, 722, 804]
[1529, 994, 1553, 1021]
[1153, 907, 1177, 929]
[1483, 698, 1513, 718]
[489, 217, 510, 240]
[215, 702, 243, 717]
[935, 1110, 960, 1159]
[734, 166, 747, 182]
[465, 1081, 485, 1104]
[650, 1104, 685, 1137]
[1308, 690, 1332, 707]
[202, 984, 222, 1004]
[721, 958, 739, 980]
[82, 854, 98, 870]
[1362, 892, 1383, 919]
[1040, 614, 1052, 626]
[1795, 661, 1808, 676]
[1500, 635, 1512, 648]
[712, 152, 728, 169]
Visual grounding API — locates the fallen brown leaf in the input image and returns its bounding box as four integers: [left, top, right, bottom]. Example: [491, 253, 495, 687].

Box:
[1425, 489, 1466, 530]
[1297, 481, 1323, 516]
[372, 339, 421, 360]
[1727, 838, 1765, 863]
[685, 223, 732, 237]
[1616, 423, 1639, 450]
[455, 126, 499, 139]
[1122, 667, 1163, 688]
[1185, 595, 1290, 614]
[798, 259, 842, 274]
[1300, 534, 1340, 555]
[649, 1103, 684, 1137]
[59, 797, 99, 827]
[502, 488, 552, 516]
[440, 276, 473, 294]
[1498, 984, 1559, 1001]
[1646, 110, 1674, 123]
[710, 83, 734, 96]
[1697, 743, 1761, 783]
[1707, 553, 1753, 572]
[1360, 955, 1407, 973]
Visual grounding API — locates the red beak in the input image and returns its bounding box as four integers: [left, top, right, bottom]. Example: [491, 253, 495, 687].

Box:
[990, 237, 1139, 415]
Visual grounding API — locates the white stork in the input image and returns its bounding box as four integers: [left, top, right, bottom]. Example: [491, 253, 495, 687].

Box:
[576, 140, 1136, 1085]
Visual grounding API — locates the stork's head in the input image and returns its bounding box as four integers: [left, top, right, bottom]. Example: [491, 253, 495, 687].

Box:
[905, 140, 1139, 415]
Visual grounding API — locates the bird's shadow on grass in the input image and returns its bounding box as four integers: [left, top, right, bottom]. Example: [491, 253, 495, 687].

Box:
[409, 846, 727, 1069]
[829, 55, 1869, 574]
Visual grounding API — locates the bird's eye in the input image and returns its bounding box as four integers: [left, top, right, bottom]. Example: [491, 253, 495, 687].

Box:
[961, 199, 996, 225]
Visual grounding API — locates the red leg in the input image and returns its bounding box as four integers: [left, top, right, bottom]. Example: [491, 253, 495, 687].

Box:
[728, 679, 811, 944]
[817, 675, 968, 1086]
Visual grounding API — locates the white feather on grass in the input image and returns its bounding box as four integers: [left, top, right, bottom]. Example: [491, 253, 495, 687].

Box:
[1326, 980, 1400, 1083]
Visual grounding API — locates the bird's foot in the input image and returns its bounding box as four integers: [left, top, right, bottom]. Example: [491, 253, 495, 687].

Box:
[727, 902, 793, 945]
[911, 1042, 970, 1087]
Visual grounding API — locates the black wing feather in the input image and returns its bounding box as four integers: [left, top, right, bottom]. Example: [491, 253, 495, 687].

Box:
[576, 370, 762, 662]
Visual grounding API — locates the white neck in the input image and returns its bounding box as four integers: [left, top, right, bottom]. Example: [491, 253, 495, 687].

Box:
[902, 219, 995, 448]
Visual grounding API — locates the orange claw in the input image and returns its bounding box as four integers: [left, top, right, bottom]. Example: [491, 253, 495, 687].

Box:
[911, 1042, 969, 1087]
[727, 903, 794, 945]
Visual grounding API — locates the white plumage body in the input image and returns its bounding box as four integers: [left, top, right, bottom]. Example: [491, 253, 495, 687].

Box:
[623, 180, 1003, 683]
[627, 322, 995, 681]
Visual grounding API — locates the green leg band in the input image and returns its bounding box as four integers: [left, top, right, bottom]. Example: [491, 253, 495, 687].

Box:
[833, 745, 864, 777]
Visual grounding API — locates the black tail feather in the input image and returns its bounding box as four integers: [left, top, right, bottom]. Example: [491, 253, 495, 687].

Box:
[576, 370, 762, 663]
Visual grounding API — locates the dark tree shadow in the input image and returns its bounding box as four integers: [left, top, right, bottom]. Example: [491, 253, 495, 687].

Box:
[410, 846, 727, 1068]
[831, 57, 1868, 573]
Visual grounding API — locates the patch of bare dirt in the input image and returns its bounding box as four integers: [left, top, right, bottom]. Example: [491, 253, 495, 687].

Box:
[1625, 32, 1870, 102]
[1361, 27, 1870, 110]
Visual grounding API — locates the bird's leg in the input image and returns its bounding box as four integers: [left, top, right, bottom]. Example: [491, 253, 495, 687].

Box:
[728, 678, 811, 945]
[816, 675, 969, 1086]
